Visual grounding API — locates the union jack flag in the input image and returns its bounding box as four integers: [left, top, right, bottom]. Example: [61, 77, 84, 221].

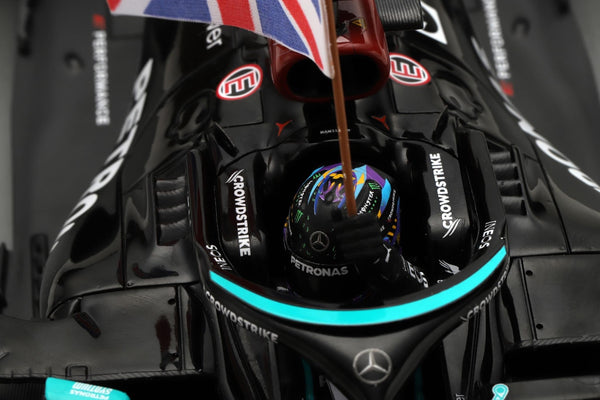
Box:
[107, 0, 334, 77]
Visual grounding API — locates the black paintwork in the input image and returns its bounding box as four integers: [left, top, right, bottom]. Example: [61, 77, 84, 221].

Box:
[2, 0, 600, 399]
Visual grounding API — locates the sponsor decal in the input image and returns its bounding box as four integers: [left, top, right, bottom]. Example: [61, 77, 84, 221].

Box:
[481, 0, 512, 82]
[473, 37, 600, 196]
[460, 261, 509, 321]
[45, 377, 129, 400]
[309, 231, 330, 252]
[385, 189, 398, 222]
[205, 290, 278, 342]
[443, 219, 462, 238]
[440, 259, 460, 275]
[492, 383, 510, 400]
[371, 115, 390, 131]
[51, 59, 154, 252]
[402, 258, 429, 288]
[294, 179, 312, 207]
[210, 246, 506, 325]
[429, 153, 462, 237]
[389, 54, 431, 86]
[418, 2, 448, 45]
[217, 64, 263, 100]
[358, 188, 375, 214]
[290, 255, 349, 277]
[503, 97, 600, 194]
[353, 348, 392, 385]
[350, 17, 366, 31]
[276, 119, 292, 136]
[69, 382, 113, 399]
[318, 127, 352, 136]
[226, 170, 252, 257]
[92, 14, 110, 126]
[479, 220, 496, 250]
[205, 244, 232, 270]
[205, 23, 223, 50]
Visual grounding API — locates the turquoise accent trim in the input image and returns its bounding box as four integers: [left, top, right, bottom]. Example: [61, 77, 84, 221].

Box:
[492, 383, 509, 400]
[301, 359, 315, 400]
[353, 165, 367, 196]
[210, 246, 507, 326]
[45, 378, 130, 400]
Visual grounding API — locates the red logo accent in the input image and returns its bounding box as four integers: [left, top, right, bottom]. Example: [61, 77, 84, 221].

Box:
[371, 115, 389, 131]
[217, 64, 263, 100]
[92, 14, 106, 30]
[500, 80, 514, 97]
[389, 54, 431, 86]
[276, 120, 292, 136]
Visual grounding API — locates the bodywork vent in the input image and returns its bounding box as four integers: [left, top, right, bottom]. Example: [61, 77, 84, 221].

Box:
[488, 145, 526, 215]
[155, 176, 189, 245]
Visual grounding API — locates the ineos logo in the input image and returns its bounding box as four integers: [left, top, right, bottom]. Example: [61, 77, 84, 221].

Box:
[217, 64, 262, 100]
[309, 231, 330, 252]
[352, 348, 392, 385]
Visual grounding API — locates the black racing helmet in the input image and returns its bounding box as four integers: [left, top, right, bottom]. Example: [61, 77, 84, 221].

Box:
[283, 164, 400, 300]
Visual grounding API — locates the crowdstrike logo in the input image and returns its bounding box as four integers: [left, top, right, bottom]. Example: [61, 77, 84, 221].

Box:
[205, 290, 279, 342]
[429, 153, 462, 237]
[461, 263, 509, 321]
[226, 170, 252, 256]
[443, 218, 462, 238]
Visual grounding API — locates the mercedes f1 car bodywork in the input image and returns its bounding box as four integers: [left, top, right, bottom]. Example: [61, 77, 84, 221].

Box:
[2, 0, 600, 399]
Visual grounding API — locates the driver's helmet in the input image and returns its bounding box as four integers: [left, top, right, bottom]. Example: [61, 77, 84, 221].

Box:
[283, 163, 400, 300]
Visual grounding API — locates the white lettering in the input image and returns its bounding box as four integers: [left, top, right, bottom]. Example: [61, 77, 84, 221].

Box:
[474, 43, 600, 196]
[206, 24, 223, 50]
[228, 170, 252, 257]
[51, 59, 154, 252]
[481, 0, 511, 80]
[205, 290, 279, 342]
[290, 255, 349, 277]
[429, 153, 459, 238]
[92, 30, 110, 126]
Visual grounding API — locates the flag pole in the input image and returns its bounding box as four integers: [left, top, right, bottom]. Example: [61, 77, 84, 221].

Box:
[324, 0, 357, 217]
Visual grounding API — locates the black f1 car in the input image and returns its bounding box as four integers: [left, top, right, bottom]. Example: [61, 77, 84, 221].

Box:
[2, 0, 600, 399]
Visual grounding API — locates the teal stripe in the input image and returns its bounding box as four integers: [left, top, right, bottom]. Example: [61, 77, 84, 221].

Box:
[301, 359, 315, 400]
[210, 246, 506, 326]
[45, 378, 130, 400]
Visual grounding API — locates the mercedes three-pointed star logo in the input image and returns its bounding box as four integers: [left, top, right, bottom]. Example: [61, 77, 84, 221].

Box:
[353, 348, 392, 385]
[309, 230, 330, 252]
